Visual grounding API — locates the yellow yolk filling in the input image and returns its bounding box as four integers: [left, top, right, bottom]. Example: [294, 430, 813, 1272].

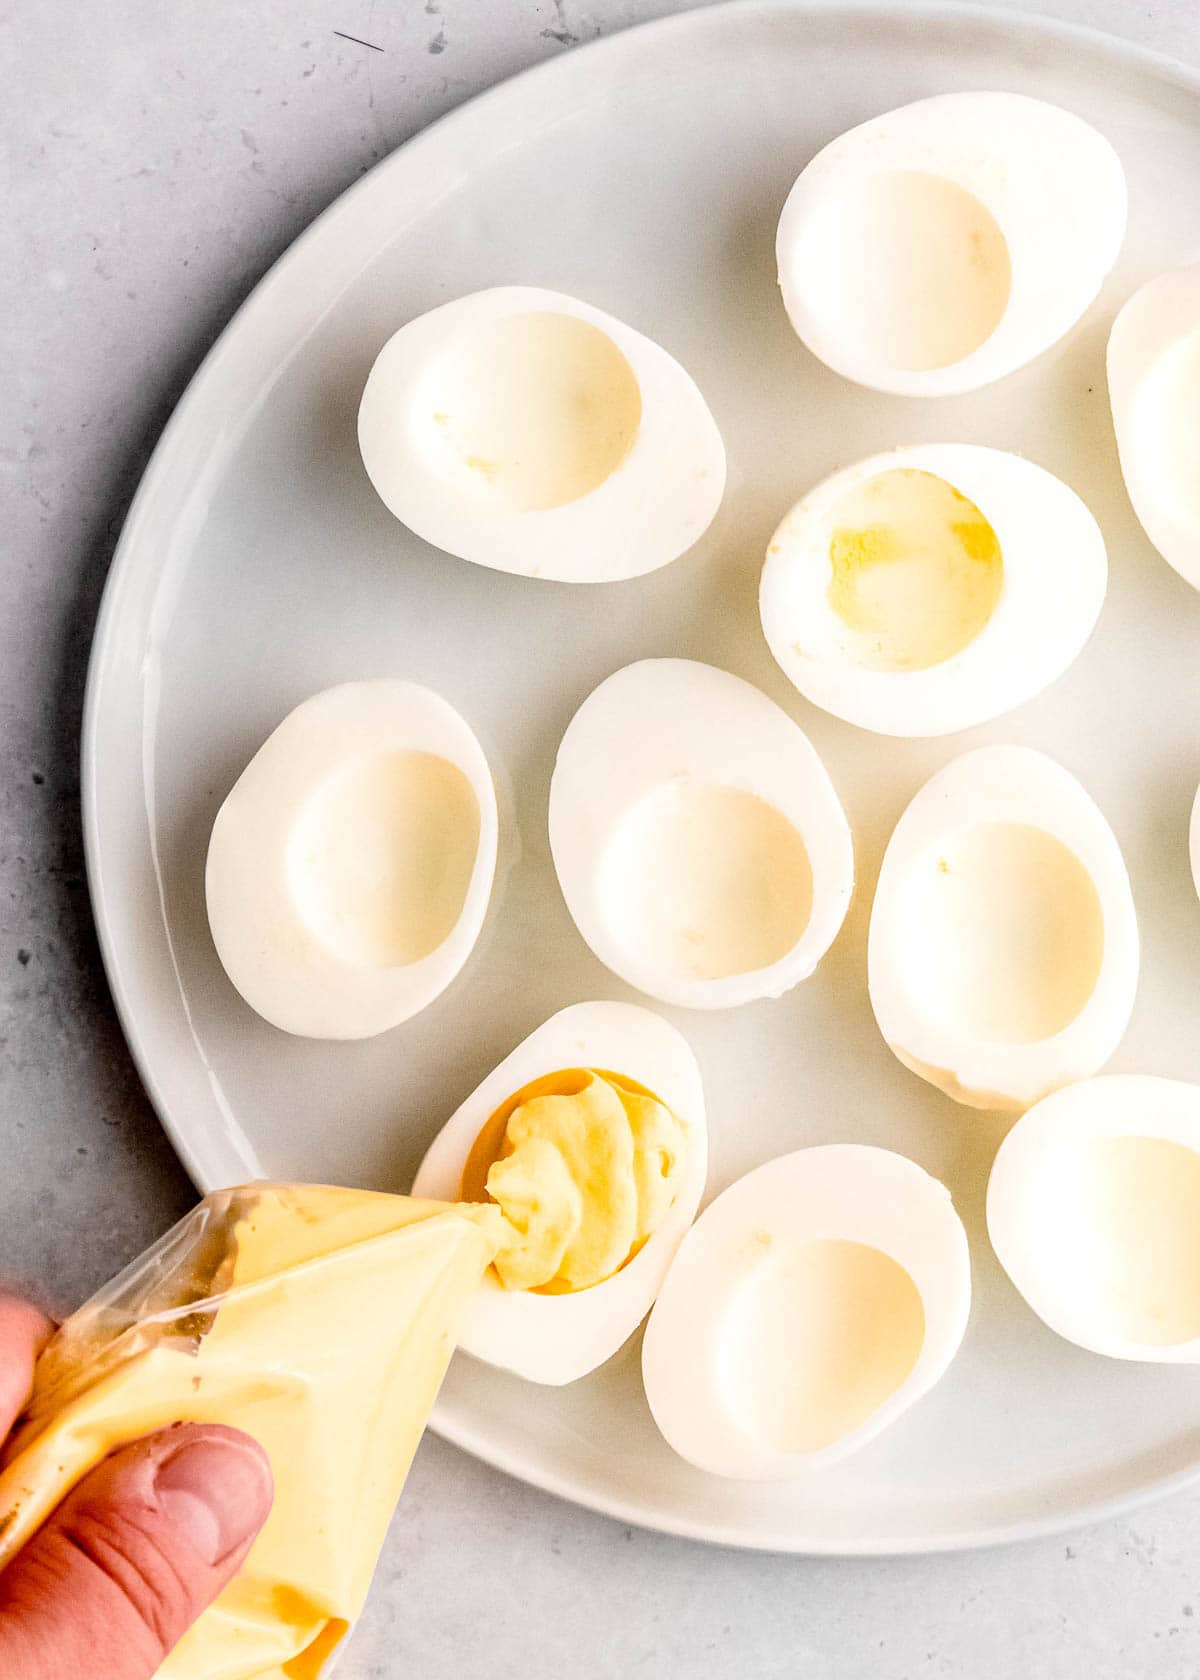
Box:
[461, 1069, 686, 1294]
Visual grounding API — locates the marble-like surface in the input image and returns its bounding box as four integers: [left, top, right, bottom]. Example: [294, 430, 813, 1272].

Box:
[3, 2, 1199, 1674]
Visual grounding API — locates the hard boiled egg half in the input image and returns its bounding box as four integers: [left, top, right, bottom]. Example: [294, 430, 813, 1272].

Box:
[869, 745, 1138, 1111]
[358, 286, 725, 582]
[206, 681, 497, 1038]
[1108, 266, 1200, 592]
[777, 92, 1126, 396]
[642, 1146, 971, 1478]
[989, 1077, 1200, 1362]
[549, 659, 854, 1009]
[760, 445, 1107, 737]
[411, 1002, 706, 1385]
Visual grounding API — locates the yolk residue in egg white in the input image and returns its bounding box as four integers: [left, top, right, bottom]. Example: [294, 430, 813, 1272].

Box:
[460, 1069, 686, 1294]
[826, 468, 1003, 671]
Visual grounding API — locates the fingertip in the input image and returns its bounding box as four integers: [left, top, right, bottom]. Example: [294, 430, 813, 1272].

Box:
[0, 1295, 55, 1436]
[149, 1423, 274, 1569]
[0, 1423, 276, 1677]
[0, 1294, 56, 1353]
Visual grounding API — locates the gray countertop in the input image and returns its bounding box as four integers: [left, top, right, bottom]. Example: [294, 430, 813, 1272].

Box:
[4, 2, 1199, 1675]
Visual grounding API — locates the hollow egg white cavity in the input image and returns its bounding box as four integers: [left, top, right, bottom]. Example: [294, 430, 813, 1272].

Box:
[206, 680, 497, 1039]
[642, 1146, 970, 1479]
[548, 659, 854, 1009]
[411, 1001, 706, 1385]
[988, 1077, 1200, 1362]
[1107, 266, 1200, 592]
[869, 745, 1139, 1111]
[760, 445, 1107, 738]
[776, 92, 1126, 397]
[357, 286, 726, 582]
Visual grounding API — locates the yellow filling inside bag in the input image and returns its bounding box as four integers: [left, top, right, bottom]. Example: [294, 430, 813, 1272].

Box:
[0, 1183, 504, 1679]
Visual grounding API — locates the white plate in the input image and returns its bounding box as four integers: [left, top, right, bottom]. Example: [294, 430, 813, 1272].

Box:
[83, 1, 1200, 1553]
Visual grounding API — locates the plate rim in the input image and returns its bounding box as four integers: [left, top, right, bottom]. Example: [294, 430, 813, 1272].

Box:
[432, 1399, 1200, 1555]
[80, 0, 1200, 1555]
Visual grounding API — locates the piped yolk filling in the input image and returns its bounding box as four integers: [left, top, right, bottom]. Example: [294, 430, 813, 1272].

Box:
[461, 1068, 686, 1294]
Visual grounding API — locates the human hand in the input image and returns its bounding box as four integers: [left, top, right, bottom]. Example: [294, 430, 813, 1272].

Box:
[0, 1293, 273, 1679]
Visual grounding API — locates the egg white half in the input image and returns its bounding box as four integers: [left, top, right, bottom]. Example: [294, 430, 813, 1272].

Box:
[777, 92, 1126, 397]
[411, 1001, 707, 1386]
[760, 444, 1106, 738]
[989, 1076, 1200, 1362]
[358, 286, 725, 582]
[869, 745, 1138, 1110]
[206, 680, 497, 1039]
[643, 1145, 971, 1479]
[1108, 266, 1200, 593]
[549, 659, 854, 1010]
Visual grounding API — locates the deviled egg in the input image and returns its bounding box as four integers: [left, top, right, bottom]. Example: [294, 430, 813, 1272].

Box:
[988, 1077, 1200, 1361]
[411, 1001, 706, 1385]
[206, 680, 497, 1038]
[1107, 266, 1200, 591]
[777, 92, 1126, 396]
[358, 286, 725, 581]
[642, 1146, 970, 1478]
[548, 659, 854, 1009]
[869, 745, 1138, 1111]
[760, 445, 1106, 737]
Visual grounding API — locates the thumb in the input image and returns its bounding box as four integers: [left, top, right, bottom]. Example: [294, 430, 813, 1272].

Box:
[0, 1424, 273, 1680]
